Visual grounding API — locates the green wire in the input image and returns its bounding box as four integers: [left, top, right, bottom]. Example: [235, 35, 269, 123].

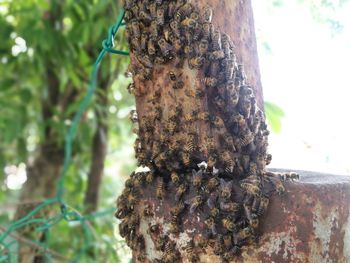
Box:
[0, 9, 129, 262]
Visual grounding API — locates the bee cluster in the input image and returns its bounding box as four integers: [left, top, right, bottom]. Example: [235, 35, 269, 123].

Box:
[116, 0, 297, 262]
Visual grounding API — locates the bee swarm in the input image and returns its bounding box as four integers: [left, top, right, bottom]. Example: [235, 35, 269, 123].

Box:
[116, 0, 297, 262]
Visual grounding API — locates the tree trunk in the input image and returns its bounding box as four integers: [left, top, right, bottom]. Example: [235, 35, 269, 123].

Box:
[116, 0, 276, 262]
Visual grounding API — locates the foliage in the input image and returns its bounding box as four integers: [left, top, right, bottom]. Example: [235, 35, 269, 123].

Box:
[0, 0, 134, 261]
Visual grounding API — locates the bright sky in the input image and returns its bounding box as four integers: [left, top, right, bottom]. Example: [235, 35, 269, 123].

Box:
[252, 0, 350, 175]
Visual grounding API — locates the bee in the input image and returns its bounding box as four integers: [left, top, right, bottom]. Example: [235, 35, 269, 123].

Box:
[189, 56, 204, 69]
[140, 33, 148, 51]
[169, 71, 176, 81]
[184, 45, 195, 58]
[148, 90, 161, 103]
[211, 116, 225, 129]
[234, 227, 253, 245]
[208, 61, 220, 77]
[170, 20, 181, 37]
[202, 77, 218, 88]
[206, 176, 219, 192]
[150, 21, 159, 38]
[166, 121, 177, 134]
[162, 241, 176, 262]
[211, 30, 222, 50]
[285, 172, 299, 181]
[223, 234, 232, 248]
[202, 23, 213, 40]
[149, 2, 157, 18]
[155, 0, 163, 4]
[118, 220, 129, 238]
[204, 135, 215, 153]
[170, 201, 185, 216]
[182, 152, 191, 167]
[115, 207, 127, 219]
[198, 39, 209, 56]
[139, 10, 152, 22]
[193, 23, 202, 41]
[208, 50, 225, 60]
[173, 38, 183, 53]
[143, 204, 154, 217]
[223, 133, 236, 151]
[186, 132, 199, 153]
[197, 235, 209, 249]
[269, 176, 285, 195]
[129, 109, 138, 123]
[265, 153, 272, 165]
[241, 182, 261, 196]
[183, 239, 199, 262]
[168, 1, 177, 17]
[181, 17, 197, 28]
[237, 130, 254, 148]
[169, 215, 180, 234]
[130, 20, 140, 38]
[197, 111, 210, 121]
[222, 217, 235, 231]
[158, 38, 173, 57]
[154, 235, 167, 251]
[207, 155, 217, 171]
[192, 169, 203, 188]
[154, 56, 166, 65]
[175, 3, 193, 21]
[184, 89, 204, 98]
[171, 171, 180, 185]
[138, 67, 153, 80]
[221, 150, 235, 173]
[137, 54, 153, 68]
[175, 183, 187, 201]
[133, 234, 145, 251]
[147, 38, 156, 56]
[156, 6, 165, 25]
[220, 201, 240, 213]
[257, 196, 269, 216]
[126, 213, 139, 229]
[127, 83, 139, 96]
[204, 217, 217, 235]
[148, 224, 159, 235]
[213, 236, 223, 255]
[203, 5, 213, 23]
[207, 192, 219, 218]
[189, 195, 203, 213]
[156, 177, 165, 200]
[220, 179, 233, 200]
[130, 38, 140, 52]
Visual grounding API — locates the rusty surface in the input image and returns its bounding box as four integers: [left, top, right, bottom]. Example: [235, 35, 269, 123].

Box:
[134, 170, 350, 262]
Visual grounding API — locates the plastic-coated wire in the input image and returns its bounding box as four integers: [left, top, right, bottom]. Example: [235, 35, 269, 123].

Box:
[0, 9, 129, 262]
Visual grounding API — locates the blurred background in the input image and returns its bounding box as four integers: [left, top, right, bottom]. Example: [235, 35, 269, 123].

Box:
[0, 0, 349, 262]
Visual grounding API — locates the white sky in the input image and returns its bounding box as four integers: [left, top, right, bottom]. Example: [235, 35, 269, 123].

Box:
[252, 0, 350, 175]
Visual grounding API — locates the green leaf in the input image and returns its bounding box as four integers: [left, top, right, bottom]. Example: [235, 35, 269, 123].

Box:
[264, 101, 285, 133]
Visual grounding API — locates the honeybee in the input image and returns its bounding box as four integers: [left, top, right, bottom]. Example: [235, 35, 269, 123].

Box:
[137, 54, 153, 68]
[149, 2, 157, 17]
[188, 57, 204, 69]
[234, 227, 253, 245]
[209, 50, 225, 60]
[115, 207, 127, 219]
[182, 152, 191, 167]
[169, 215, 180, 234]
[150, 21, 159, 38]
[193, 23, 202, 41]
[221, 150, 235, 173]
[211, 30, 222, 50]
[237, 130, 254, 147]
[138, 67, 153, 80]
[175, 183, 187, 201]
[207, 155, 217, 171]
[202, 5, 213, 23]
[130, 20, 140, 38]
[154, 56, 166, 65]
[205, 217, 217, 235]
[171, 171, 180, 185]
[198, 39, 209, 56]
[257, 196, 269, 216]
[148, 223, 159, 234]
[197, 235, 209, 249]
[173, 80, 184, 89]
[213, 236, 223, 255]
[184, 133, 197, 153]
[133, 234, 145, 251]
[143, 204, 154, 217]
[184, 89, 204, 98]
[169, 71, 176, 81]
[202, 23, 213, 40]
[183, 239, 199, 262]
[220, 179, 233, 200]
[167, 1, 177, 17]
[148, 90, 161, 103]
[166, 121, 177, 134]
[223, 234, 232, 248]
[222, 217, 234, 231]
[156, 177, 165, 200]
[162, 241, 176, 262]
[156, 6, 165, 25]
[181, 17, 197, 28]
[158, 38, 173, 57]
[139, 10, 152, 23]
[189, 195, 203, 213]
[265, 153, 272, 165]
[206, 176, 219, 192]
[118, 220, 129, 238]
[241, 182, 260, 196]
[220, 201, 240, 213]
[175, 3, 193, 21]
[127, 83, 139, 96]
[154, 235, 167, 251]
[170, 201, 185, 216]
[192, 169, 203, 188]
[269, 176, 285, 195]
[129, 109, 138, 123]
[170, 20, 181, 37]
[202, 77, 218, 88]
[184, 45, 195, 58]
[147, 38, 156, 56]
[207, 192, 219, 218]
